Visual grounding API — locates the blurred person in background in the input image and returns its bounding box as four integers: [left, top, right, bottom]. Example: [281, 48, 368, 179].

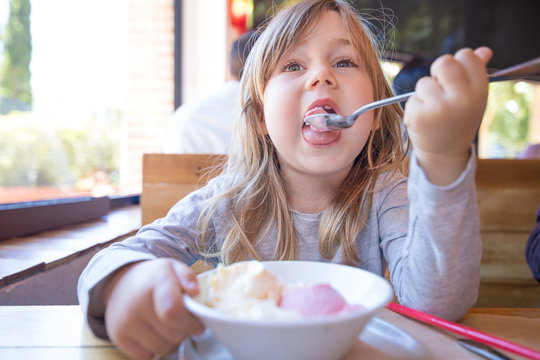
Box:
[519, 143, 540, 159]
[161, 31, 257, 154]
[393, 56, 433, 103]
[526, 204, 540, 282]
[392, 56, 433, 145]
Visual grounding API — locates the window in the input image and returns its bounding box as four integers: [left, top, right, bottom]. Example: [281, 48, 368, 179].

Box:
[0, 0, 242, 238]
[479, 81, 540, 159]
[0, 0, 175, 205]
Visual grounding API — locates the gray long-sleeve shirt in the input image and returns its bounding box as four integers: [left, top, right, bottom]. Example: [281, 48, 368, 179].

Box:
[78, 152, 481, 339]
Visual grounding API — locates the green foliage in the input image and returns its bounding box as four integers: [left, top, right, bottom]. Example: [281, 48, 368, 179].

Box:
[0, 114, 119, 188]
[488, 83, 531, 157]
[0, 120, 71, 186]
[0, 0, 32, 107]
[57, 124, 120, 188]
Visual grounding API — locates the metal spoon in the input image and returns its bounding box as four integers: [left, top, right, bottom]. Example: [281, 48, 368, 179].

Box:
[304, 57, 540, 131]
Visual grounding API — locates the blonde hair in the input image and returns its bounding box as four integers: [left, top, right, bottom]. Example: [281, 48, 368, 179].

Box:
[198, 0, 408, 265]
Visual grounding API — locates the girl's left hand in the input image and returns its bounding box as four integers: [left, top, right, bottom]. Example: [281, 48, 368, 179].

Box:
[404, 47, 492, 186]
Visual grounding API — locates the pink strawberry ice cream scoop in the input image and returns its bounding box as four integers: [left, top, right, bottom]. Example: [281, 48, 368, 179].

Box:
[279, 283, 356, 317]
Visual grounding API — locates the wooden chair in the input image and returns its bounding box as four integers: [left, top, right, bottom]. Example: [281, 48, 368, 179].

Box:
[475, 159, 540, 307]
[141, 154, 540, 306]
[141, 153, 225, 225]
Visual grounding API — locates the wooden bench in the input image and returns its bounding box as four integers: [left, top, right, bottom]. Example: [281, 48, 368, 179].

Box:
[475, 159, 540, 307]
[0, 206, 141, 305]
[141, 154, 540, 307]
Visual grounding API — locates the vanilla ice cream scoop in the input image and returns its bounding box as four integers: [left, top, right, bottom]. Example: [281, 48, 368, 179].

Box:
[201, 261, 302, 320]
[207, 261, 281, 304]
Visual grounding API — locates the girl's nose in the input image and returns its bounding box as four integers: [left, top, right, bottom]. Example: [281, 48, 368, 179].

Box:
[306, 65, 337, 89]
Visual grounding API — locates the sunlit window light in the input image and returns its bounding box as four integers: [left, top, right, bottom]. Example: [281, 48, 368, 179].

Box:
[505, 100, 519, 114]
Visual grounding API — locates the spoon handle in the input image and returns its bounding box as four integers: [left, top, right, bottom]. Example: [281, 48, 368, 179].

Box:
[488, 57, 540, 81]
[349, 91, 414, 120]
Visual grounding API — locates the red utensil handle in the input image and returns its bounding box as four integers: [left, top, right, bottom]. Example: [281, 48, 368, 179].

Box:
[386, 302, 540, 360]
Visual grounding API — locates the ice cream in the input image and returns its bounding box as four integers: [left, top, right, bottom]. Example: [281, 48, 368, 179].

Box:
[279, 283, 353, 317]
[201, 261, 302, 320]
[199, 261, 360, 320]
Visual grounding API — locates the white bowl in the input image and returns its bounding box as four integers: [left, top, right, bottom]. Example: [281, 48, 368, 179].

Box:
[183, 261, 393, 360]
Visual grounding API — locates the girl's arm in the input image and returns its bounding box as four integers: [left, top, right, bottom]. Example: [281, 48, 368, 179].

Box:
[379, 48, 490, 320]
[379, 152, 482, 321]
[403, 47, 492, 186]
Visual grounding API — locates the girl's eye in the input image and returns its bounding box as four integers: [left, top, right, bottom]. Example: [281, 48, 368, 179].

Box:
[335, 59, 357, 68]
[283, 62, 303, 72]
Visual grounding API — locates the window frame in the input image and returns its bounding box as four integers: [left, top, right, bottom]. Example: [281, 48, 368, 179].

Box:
[0, 195, 140, 241]
[0, 0, 183, 240]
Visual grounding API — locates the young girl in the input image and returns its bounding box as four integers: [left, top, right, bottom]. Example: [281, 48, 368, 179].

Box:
[78, 0, 491, 358]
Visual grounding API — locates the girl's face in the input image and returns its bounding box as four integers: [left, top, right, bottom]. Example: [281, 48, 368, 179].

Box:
[263, 10, 376, 183]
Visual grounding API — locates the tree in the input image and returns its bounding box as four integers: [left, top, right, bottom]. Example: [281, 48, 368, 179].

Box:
[0, 0, 32, 107]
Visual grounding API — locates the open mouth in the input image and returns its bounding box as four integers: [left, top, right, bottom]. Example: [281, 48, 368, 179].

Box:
[303, 105, 340, 145]
[304, 105, 336, 132]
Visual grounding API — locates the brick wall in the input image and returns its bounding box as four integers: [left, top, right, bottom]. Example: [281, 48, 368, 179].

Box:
[122, 0, 175, 194]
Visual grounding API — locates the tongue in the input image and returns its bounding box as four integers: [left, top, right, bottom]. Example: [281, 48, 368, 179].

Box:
[303, 108, 340, 145]
[303, 125, 340, 145]
[302, 124, 339, 145]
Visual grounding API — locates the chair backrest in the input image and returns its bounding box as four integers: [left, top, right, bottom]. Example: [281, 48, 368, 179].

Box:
[141, 153, 225, 225]
[141, 155, 540, 278]
[476, 159, 540, 282]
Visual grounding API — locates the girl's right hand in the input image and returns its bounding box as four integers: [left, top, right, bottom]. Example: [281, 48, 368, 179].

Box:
[102, 258, 205, 360]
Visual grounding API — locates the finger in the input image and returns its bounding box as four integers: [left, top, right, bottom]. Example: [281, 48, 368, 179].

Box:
[152, 281, 204, 341]
[406, 76, 445, 133]
[136, 320, 178, 356]
[171, 261, 200, 297]
[154, 305, 205, 338]
[414, 76, 443, 104]
[153, 274, 184, 321]
[455, 48, 488, 79]
[152, 265, 205, 335]
[116, 335, 155, 360]
[150, 321, 193, 346]
[473, 46, 493, 65]
[402, 94, 420, 129]
[430, 53, 470, 93]
[454, 48, 489, 86]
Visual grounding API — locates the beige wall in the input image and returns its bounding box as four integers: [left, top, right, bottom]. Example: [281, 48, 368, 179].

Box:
[181, 0, 228, 105]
